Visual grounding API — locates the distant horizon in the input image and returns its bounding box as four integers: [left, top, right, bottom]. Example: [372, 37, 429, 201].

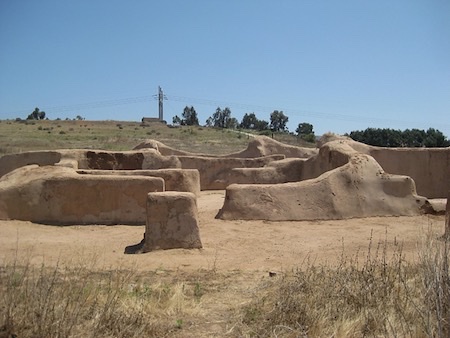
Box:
[1, 1, 449, 137]
[5, 113, 450, 140]
[4, 86, 450, 138]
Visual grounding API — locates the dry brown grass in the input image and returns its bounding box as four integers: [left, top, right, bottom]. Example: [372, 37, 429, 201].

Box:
[0, 119, 250, 156]
[0, 119, 313, 157]
[1, 231, 448, 337]
[234, 231, 450, 337]
[0, 255, 223, 337]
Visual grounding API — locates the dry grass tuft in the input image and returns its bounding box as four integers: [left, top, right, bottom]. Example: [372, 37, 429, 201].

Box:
[235, 230, 450, 337]
[0, 256, 206, 337]
[1, 228, 448, 337]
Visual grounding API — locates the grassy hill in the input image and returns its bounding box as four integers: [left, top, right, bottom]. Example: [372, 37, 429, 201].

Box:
[0, 119, 315, 156]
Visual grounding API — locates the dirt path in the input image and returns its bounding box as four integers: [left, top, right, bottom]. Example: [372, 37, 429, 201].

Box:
[0, 191, 445, 272]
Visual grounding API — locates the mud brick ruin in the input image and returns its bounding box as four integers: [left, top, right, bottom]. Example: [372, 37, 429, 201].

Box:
[1, 135, 448, 250]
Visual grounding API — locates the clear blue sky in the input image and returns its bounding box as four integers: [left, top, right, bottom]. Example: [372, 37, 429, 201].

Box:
[1, 0, 449, 137]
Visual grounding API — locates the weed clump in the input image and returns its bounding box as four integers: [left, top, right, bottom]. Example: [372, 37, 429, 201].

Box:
[237, 232, 450, 337]
[0, 258, 203, 337]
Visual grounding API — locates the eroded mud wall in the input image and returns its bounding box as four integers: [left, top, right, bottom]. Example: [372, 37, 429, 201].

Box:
[370, 148, 449, 198]
[177, 155, 284, 190]
[0, 151, 61, 177]
[0, 166, 165, 224]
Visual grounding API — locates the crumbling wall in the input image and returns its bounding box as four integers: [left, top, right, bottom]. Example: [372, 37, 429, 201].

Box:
[226, 142, 354, 186]
[0, 165, 164, 224]
[77, 169, 201, 196]
[177, 154, 285, 190]
[446, 190, 450, 238]
[0, 151, 62, 177]
[143, 192, 202, 251]
[217, 141, 429, 221]
[0, 149, 181, 178]
[86, 150, 180, 170]
[369, 147, 450, 198]
[134, 136, 318, 159]
[227, 158, 305, 185]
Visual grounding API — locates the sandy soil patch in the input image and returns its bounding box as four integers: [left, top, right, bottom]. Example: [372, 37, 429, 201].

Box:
[0, 191, 445, 272]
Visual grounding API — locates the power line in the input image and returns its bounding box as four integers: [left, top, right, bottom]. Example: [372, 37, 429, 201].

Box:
[7, 95, 153, 115]
[167, 94, 450, 129]
[5, 91, 449, 131]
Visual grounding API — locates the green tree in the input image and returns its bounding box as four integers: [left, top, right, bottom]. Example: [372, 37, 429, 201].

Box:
[208, 107, 232, 128]
[205, 116, 213, 127]
[226, 117, 239, 129]
[406, 129, 426, 147]
[270, 110, 288, 132]
[296, 122, 315, 142]
[254, 119, 269, 131]
[240, 113, 269, 131]
[172, 115, 182, 126]
[296, 122, 313, 135]
[27, 107, 45, 120]
[347, 127, 450, 147]
[240, 113, 259, 129]
[424, 128, 449, 147]
[181, 106, 199, 126]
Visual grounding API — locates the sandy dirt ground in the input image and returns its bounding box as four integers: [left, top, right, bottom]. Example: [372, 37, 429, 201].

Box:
[0, 190, 446, 273]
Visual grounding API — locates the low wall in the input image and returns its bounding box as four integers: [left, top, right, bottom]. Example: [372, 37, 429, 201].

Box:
[218, 151, 428, 221]
[134, 136, 318, 159]
[0, 149, 181, 178]
[227, 141, 356, 186]
[85, 150, 180, 170]
[144, 192, 202, 251]
[177, 154, 285, 190]
[228, 158, 305, 185]
[77, 169, 201, 196]
[0, 166, 164, 225]
[369, 147, 450, 198]
[0, 151, 62, 177]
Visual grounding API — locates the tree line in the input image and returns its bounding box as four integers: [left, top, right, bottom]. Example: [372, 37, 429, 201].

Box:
[18, 107, 85, 122]
[346, 128, 450, 147]
[25, 106, 447, 148]
[172, 106, 316, 142]
[172, 106, 450, 148]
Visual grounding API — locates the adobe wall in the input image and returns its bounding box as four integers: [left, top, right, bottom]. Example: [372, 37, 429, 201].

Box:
[134, 136, 318, 159]
[218, 151, 428, 221]
[227, 158, 306, 185]
[224, 136, 317, 159]
[177, 154, 285, 190]
[300, 142, 354, 181]
[369, 147, 450, 198]
[0, 150, 62, 177]
[0, 149, 181, 178]
[0, 165, 164, 225]
[143, 192, 202, 251]
[77, 169, 201, 196]
[85, 150, 180, 170]
[224, 142, 363, 186]
[446, 190, 449, 238]
[0, 148, 284, 191]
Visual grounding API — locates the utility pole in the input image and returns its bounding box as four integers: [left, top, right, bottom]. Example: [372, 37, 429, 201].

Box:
[156, 86, 167, 121]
